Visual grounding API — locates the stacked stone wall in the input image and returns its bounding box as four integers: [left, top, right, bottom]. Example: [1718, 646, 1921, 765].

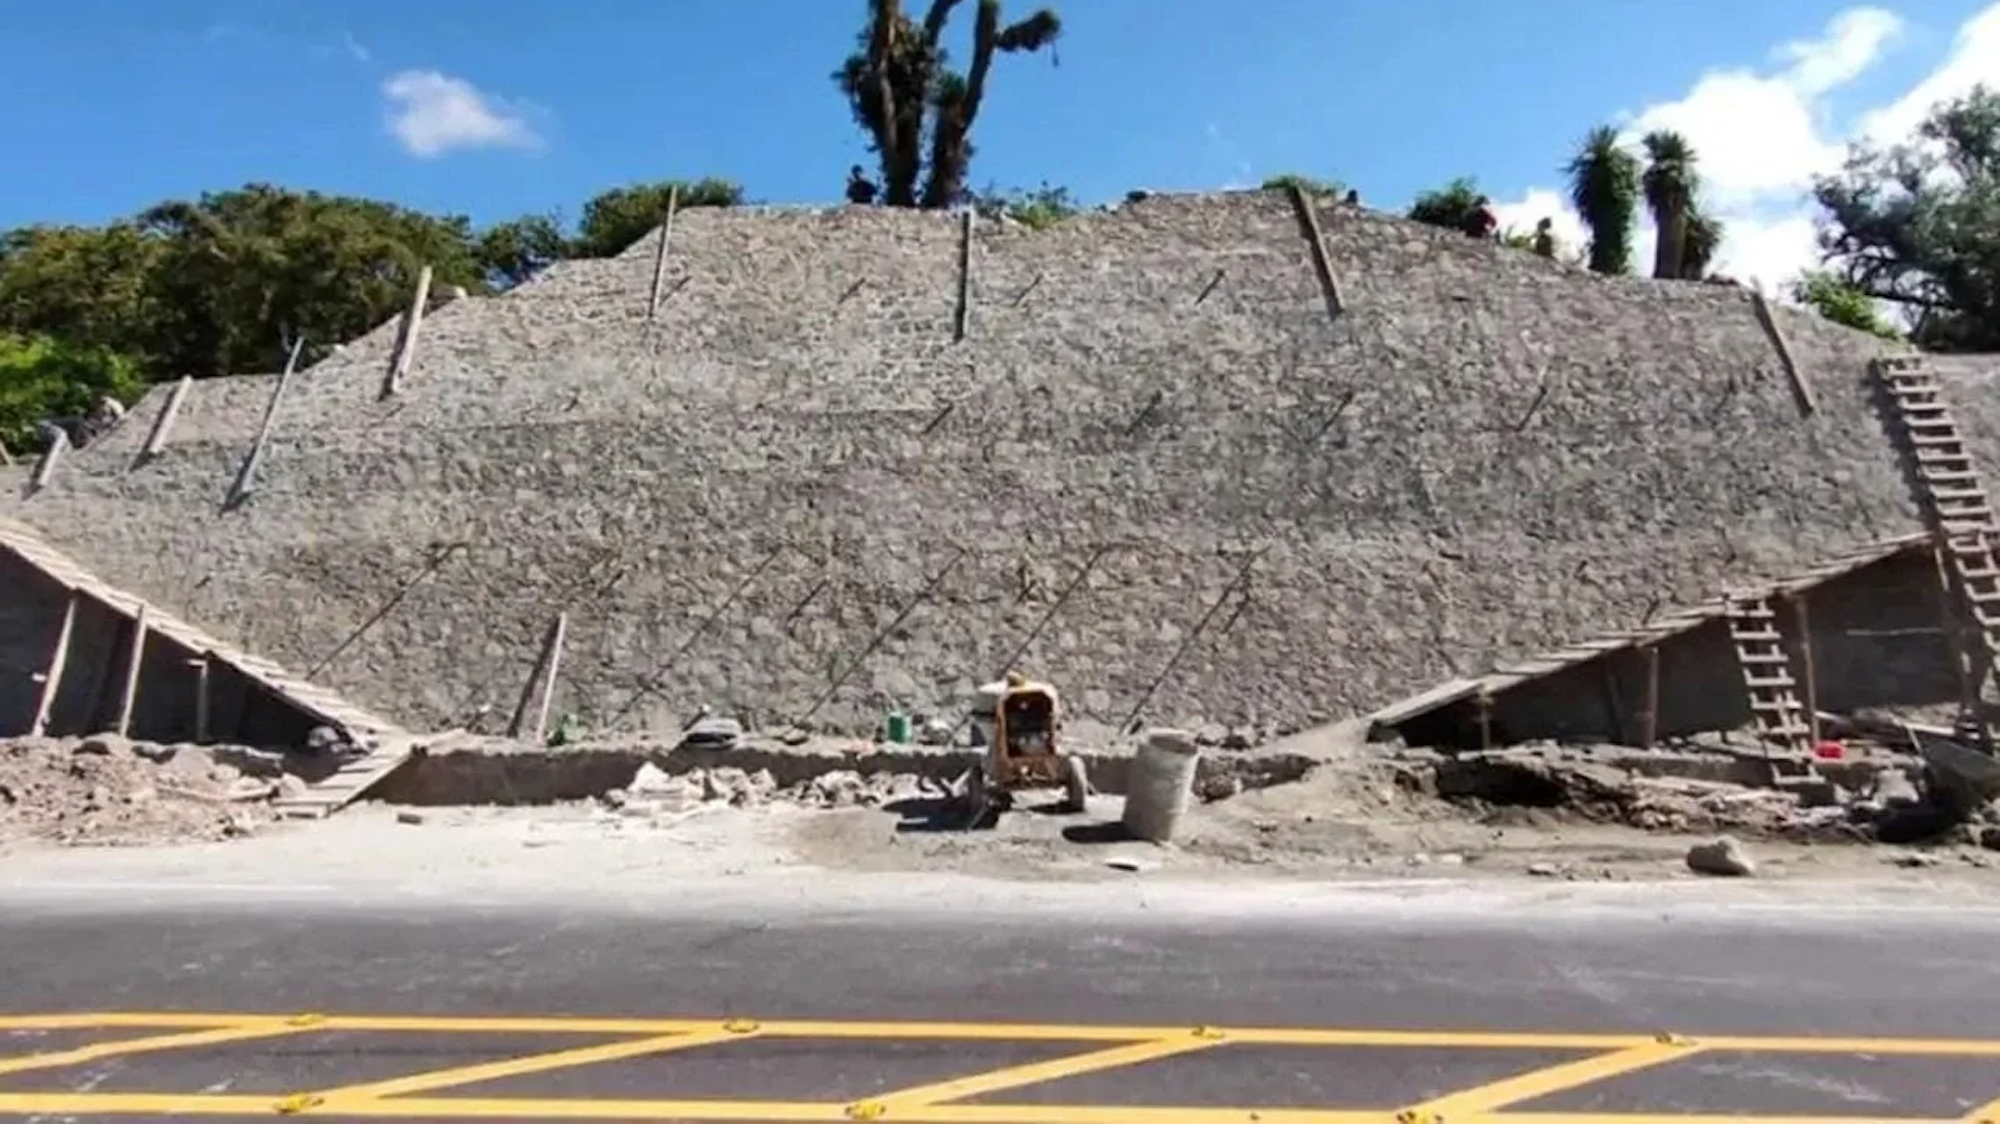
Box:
[7, 191, 1926, 735]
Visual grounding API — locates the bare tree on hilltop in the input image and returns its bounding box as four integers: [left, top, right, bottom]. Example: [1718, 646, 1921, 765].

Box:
[835, 0, 1061, 209]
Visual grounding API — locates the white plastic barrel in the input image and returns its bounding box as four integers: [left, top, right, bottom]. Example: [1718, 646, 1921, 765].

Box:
[1122, 728, 1201, 843]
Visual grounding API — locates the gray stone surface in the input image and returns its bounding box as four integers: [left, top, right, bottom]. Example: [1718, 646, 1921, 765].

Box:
[1, 192, 1927, 737]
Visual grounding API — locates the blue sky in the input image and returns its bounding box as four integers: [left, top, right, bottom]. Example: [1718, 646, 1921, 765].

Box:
[3, 0, 1996, 286]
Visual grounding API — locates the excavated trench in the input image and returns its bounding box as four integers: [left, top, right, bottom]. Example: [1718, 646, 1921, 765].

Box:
[368, 740, 1321, 807]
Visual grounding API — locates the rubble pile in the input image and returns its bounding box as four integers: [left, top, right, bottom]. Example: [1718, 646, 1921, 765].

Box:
[603, 762, 953, 816]
[1407, 727, 2000, 849]
[0, 735, 285, 848]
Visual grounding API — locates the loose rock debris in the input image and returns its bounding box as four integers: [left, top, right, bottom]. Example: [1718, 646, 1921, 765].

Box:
[608, 762, 950, 816]
[0, 735, 288, 848]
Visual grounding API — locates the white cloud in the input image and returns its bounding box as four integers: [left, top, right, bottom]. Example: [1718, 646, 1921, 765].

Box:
[342, 32, 372, 64]
[381, 70, 544, 158]
[1858, 3, 2000, 141]
[1485, 3, 2000, 296]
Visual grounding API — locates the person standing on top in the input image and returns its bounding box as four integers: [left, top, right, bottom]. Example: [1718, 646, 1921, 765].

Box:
[845, 165, 878, 205]
[1461, 196, 1499, 240]
[1532, 217, 1557, 258]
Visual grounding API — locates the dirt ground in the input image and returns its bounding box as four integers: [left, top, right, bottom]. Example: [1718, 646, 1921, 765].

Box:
[771, 760, 1997, 883]
[6, 730, 1997, 885]
[0, 736, 279, 850]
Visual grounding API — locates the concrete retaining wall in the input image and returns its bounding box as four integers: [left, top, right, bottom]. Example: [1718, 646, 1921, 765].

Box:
[3, 192, 1929, 738]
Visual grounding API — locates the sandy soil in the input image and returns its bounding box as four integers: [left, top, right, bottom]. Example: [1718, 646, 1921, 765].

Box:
[4, 731, 1993, 890]
[0, 736, 278, 850]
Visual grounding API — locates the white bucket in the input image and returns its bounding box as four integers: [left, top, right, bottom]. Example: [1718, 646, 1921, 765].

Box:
[1122, 728, 1201, 843]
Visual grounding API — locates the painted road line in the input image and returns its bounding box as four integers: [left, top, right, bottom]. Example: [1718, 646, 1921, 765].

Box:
[0, 1020, 306, 1077]
[1960, 1090, 2000, 1122]
[0, 1093, 1393, 1122]
[864, 1033, 1227, 1109]
[10, 1013, 2000, 1059]
[1407, 1038, 1700, 1116]
[15, 1012, 2000, 1055]
[0, 1013, 244, 1032]
[309, 1026, 758, 1104]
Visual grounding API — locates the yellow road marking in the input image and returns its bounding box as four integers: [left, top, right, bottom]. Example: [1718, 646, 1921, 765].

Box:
[1409, 1039, 1698, 1115]
[1496, 1116, 1945, 1124]
[1961, 1089, 2000, 1123]
[0, 1093, 1390, 1122]
[310, 1027, 754, 1103]
[0, 1021, 306, 1077]
[867, 1034, 1226, 1108]
[0, 1013, 243, 1032]
[7, 1012, 2000, 1056]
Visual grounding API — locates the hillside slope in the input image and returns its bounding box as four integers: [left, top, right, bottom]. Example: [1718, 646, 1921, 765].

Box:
[5, 191, 1923, 736]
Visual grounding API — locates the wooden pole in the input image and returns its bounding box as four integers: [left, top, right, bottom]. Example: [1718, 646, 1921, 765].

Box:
[1640, 644, 1661, 749]
[188, 657, 211, 744]
[953, 208, 974, 342]
[530, 612, 569, 745]
[1599, 660, 1629, 744]
[228, 337, 304, 506]
[508, 612, 569, 743]
[140, 376, 194, 460]
[0, 435, 12, 466]
[383, 265, 434, 398]
[1788, 594, 1821, 745]
[29, 595, 78, 737]
[113, 605, 150, 737]
[645, 185, 680, 322]
[29, 429, 68, 493]
[1930, 533, 1977, 717]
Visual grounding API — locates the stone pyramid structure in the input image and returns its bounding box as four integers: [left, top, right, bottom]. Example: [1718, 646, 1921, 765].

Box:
[3, 190, 1944, 741]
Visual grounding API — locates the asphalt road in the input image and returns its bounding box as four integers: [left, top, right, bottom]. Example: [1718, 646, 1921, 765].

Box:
[5, 885, 2000, 1120]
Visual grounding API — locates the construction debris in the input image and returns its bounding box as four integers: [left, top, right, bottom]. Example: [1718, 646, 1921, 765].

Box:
[608, 763, 948, 816]
[0, 735, 281, 848]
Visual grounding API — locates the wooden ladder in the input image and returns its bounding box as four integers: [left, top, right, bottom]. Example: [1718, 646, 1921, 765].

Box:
[1876, 356, 2000, 704]
[1723, 593, 1811, 753]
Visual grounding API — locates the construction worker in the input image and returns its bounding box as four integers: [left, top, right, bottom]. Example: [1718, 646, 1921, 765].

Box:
[1533, 217, 1557, 259]
[1462, 196, 1499, 240]
[845, 165, 878, 205]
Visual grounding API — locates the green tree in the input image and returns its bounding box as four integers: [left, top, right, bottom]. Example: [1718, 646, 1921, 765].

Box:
[967, 182, 1078, 228]
[0, 333, 144, 453]
[835, 0, 1061, 209]
[0, 223, 162, 364]
[1566, 125, 1641, 275]
[133, 184, 489, 377]
[1680, 207, 1724, 280]
[1812, 85, 2000, 351]
[1792, 269, 1904, 340]
[478, 213, 572, 289]
[1640, 130, 1699, 280]
[1407, 176, 1483, 231]
[571, 179, 743, 259]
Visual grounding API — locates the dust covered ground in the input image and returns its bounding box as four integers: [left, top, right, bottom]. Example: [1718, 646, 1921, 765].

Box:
[0, 736, 285, 850]
[5, 725, 1998, 887]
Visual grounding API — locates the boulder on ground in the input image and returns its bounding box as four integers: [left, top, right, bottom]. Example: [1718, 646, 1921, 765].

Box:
[1686, 836, 1756, 877]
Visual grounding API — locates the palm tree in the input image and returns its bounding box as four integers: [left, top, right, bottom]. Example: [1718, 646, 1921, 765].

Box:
[1680, 208, 1724, 280]
[1641, 130, 1700, 280]
[1565, 126, 1641, 276]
